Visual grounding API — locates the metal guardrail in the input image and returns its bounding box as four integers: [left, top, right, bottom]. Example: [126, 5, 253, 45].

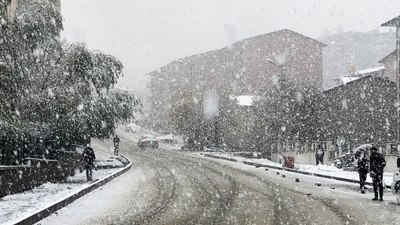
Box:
[203, 153, 391, 189]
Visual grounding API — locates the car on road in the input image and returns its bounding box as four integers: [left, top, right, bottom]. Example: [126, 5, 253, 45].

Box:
[138, 135, 159, 148]
[124, 124, 137, 133]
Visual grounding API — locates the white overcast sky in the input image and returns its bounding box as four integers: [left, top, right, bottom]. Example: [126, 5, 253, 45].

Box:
[61, 0, 400, 94]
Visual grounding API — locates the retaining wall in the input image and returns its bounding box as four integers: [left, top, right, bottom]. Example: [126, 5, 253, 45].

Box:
[0, 151, 81, 198]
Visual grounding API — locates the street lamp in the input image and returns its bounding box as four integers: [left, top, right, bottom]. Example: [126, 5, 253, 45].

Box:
[382, 16, 400, 143]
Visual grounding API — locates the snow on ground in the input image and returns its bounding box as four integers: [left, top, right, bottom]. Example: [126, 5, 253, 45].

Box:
[0, 142, 125, 225]
[94, 151, 124, 169]
[116, 126, 155, 143]
[204, 152, 394, 187]
[37, 150, 400, 225]
[0, 121, 395, 224]
[36, 162, 146, 225]
[119, 123, 159, 140]
[118, 123, 395, 186]
[95, 156, 124, 168]
[159, 143, 184, 151]
[196, 153, 398, 203]
[0, 167, 122, 225]
[38, 148, 400, 225]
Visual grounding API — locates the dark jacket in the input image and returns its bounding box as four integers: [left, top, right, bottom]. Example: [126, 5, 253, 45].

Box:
[315, 148, 324, 157]
[83, 146, 96, 168]
[358, 158, 369, 174]
[370, 152, 386, 174]
[397, 156, 400, 169]
[113, 137, 120, 146]
[354, 150, 369, 173]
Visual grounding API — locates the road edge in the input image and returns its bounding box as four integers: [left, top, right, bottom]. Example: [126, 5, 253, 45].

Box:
[203, 153, 392, 189]
[9, 155, 132, 225]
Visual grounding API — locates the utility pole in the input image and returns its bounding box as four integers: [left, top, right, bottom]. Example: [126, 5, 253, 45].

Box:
[382, 16, 400, 145]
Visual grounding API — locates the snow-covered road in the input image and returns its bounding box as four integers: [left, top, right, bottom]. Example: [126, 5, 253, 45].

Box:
[37, 135, 400, 225]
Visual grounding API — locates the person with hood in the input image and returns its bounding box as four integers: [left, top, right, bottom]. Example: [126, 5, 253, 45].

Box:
[354, 148, 369, 194]
[369, 146, 386, 201]
[83, 145, 96, 181]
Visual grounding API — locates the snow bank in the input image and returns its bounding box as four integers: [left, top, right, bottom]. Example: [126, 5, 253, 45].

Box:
[203, 152, 394, 186]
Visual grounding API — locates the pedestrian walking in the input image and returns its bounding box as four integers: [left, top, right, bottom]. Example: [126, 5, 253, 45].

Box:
[397, 153, 400, 171]
[369, 146, 386, 201]
[83, 145, 96, 181]
[113, 135, 120, 156]
[354, 148, 369, 194]
[315, 145, 324, 165]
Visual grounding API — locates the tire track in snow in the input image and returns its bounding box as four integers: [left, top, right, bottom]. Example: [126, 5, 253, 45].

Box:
[119, 135, 355, 224]
[113, 151, 178, 225]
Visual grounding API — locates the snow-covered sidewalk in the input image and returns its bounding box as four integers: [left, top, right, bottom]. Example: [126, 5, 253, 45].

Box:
[0, 144, 128, 225]
[202, 152, 394, 187]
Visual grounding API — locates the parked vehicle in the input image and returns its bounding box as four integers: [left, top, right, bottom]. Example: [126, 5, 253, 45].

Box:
[157, 134, 178, 144]
[334, 144, 373, 170]
[391, 172, 400, 204]
[333, 152, 355, 170]
[125, 125, 137, 133]
[138, 135, 159, 148]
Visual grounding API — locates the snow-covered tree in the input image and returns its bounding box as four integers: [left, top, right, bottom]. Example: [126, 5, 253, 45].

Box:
[0, 0, 140, 164]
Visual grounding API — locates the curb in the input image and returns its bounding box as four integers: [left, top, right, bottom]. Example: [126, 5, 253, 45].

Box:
[10, 155, 132, 225]
[203, 153, 392, 189]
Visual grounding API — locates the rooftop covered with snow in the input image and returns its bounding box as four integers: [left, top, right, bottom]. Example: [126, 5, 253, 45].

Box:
[234, 95, 261, 106]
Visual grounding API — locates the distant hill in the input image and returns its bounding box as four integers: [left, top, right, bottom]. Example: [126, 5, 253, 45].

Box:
[319, 30, 395, 89]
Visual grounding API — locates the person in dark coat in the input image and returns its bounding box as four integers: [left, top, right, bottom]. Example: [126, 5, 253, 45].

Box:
[369, 146, 386, 201]
[113, 135, 120, 156]
[315, 145, 324, 165]
[397, 154, 400, 171]
[354, 149, 369, 194]
[83, 145, 96, 181]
